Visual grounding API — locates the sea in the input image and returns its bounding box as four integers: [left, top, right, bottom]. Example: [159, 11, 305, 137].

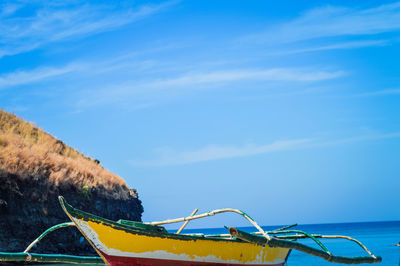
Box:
[53, 221, 400, 265]
[181, 221, 400, 266]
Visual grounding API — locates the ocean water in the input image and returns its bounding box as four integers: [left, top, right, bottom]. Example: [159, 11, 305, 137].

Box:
[182, 221, 400, 265]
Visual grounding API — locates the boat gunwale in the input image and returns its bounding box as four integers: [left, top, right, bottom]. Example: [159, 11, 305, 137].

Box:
[59, 196, 253, 244]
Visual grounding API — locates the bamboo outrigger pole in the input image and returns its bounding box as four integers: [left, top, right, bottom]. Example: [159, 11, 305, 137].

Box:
[176, 208, 198, 234]
[24, 222, 75, 253]
[147, 208, 271, 240]
[0, 222, 103, 264]
[272, 233, 377, 258]
[229, 227, 382, 265]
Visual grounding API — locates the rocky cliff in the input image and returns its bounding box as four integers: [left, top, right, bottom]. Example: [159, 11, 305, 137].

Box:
[0, 110, 143, 255]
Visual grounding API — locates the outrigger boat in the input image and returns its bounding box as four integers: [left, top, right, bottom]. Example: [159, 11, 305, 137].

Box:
[58, 196, 382, 265]
[0, 196, 382, 265]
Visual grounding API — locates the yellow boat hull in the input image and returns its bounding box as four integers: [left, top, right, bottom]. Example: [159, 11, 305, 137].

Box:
[60, 197, 291, 266]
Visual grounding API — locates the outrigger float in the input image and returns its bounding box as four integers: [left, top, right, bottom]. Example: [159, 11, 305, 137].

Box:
[0, 196, 382, 265]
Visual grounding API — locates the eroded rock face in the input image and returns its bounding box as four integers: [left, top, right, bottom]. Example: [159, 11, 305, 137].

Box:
[0, 110, 143, 256]
[0, 170, 143, 255]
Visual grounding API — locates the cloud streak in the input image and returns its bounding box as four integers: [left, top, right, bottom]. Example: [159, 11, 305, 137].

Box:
[352, 88, 400, 97]
[0, 1, 176, 58]
[131, 139, 312, 166]
[146, 68, 345, 87]
[0, 64, 85, 88]
[275, 40, 389, 55]
[243, 2, 400, 44]
[316, 132, 400, 147]
[0, 57, 345, 109]
[131, 131, 400, 167]
[75, 66, 345, 108]
[0, 3, 21, 17]
[0, 54, 163, 89]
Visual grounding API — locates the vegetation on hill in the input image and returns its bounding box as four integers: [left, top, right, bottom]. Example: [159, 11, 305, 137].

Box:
[0, 109, 143, 254]
[0, 109, 133, 200]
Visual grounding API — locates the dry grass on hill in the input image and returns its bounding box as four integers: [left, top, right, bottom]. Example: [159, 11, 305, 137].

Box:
[0, 110, 134, 200]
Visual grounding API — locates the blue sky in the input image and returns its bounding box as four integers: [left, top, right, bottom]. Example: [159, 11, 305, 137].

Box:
[1, 0, 399, 228]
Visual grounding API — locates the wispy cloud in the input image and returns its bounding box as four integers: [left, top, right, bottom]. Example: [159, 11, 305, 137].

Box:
[0, 57, 344, 105]
[316, 131, 400, 147]
[0, 64, 85, 88]
[0, 1, 176, 58]
[146, 68, 345, 86]
[275, 40, 389, 55]
[243, 2, 400, 44]
[0, 3, 21, 17]
[131, 131, 400, 167]
[0, 53, 164, 89]
[352, 88, 400, 97]
[131, 139, 312, 166]
[75, 67, 344, 108]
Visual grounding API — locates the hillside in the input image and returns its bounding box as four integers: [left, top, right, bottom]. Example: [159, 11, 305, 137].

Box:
[0, 110, 143, 255]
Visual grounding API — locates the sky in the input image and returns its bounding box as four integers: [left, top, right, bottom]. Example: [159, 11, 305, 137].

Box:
[0, 0, 399, 229]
